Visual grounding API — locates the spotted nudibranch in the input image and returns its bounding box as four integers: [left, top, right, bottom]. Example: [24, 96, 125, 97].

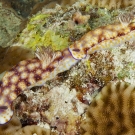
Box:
[1, 14, 135, 125]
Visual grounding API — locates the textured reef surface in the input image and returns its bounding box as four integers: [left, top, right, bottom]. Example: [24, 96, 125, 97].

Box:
[0, 1, 24, 48]
[1, 0, 135, 135]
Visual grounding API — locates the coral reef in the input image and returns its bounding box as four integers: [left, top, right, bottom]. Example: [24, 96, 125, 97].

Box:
[88, 0, 135, 9]
[1, 0, 135, 134]
[9, 0, 133, 53]
[12, 1, 92, 51]
[12, 58, 103, 134]
[85, 51, 115, 83]
[11, 0, 134, 52]
[86, 38, 135, 84]
[81, 82, 135, 135]
[111, 42, 135, 84]
[0, 0, 78, 48]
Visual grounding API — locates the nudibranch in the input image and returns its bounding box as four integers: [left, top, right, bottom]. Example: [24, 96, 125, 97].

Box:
[69, 14, 135, 59]
[1, 13, 135, 125]
[0, 48, 78, 124]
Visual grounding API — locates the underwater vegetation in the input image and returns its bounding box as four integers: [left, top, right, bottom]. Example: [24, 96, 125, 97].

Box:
[13, 6, 91, 52]
[0, 0, 78, 49]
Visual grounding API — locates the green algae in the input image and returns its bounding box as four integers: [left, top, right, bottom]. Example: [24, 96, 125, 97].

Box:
[25, 29, 69, 51]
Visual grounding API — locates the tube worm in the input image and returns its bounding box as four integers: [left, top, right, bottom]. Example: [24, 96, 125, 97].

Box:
[0, 13, 135, 124]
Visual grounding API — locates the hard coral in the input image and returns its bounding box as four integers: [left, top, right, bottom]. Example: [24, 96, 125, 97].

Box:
[88, 0, 135, 9]
[0, 114, 21, 135]
[0, 114, 50, 135]
[81, 82, 135, 135]
[14, 125, 50, 135]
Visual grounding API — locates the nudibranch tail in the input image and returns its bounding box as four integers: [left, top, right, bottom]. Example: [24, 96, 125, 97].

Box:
[69, 14, 135, 60]
[0, 81, 13, 124]
[0, 47, 78, 125]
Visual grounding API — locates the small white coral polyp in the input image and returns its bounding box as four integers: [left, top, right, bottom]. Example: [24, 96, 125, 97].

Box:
[81, 82, 135, 135]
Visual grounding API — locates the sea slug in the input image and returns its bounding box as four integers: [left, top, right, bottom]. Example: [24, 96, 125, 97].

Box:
[0, 14, 135, 125]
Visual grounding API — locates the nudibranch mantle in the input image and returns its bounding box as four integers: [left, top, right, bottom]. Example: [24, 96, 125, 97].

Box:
[69, 21, 135, 59]
[1, 15, 135, 125]
[0, 48, 78, 125]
